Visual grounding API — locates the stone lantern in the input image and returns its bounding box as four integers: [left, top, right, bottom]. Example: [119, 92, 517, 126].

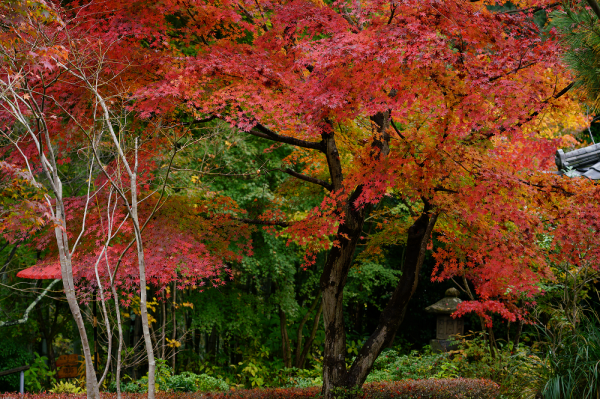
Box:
[425, 288, 463, 352]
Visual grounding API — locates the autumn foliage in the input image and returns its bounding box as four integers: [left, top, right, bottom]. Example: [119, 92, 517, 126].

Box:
[2, 0, 600, 395]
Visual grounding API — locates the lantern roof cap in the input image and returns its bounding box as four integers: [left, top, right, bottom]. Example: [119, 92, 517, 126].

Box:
[555, 143, 600, 180]
[425, 288, 462, 315]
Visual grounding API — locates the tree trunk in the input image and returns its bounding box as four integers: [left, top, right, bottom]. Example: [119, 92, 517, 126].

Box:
[296, 300, 323, 369]
[171, 283, 177, 370]
[487, 326, 497, 358]
[512, 319, 524, 350]
[133, 315, 142, 379]
[161, 291, 166, 360]
[110, 280, 124, 399]
[346, 205, 438, 389]
[319, 112, 395, 398]
[320, 196, 438, 397]
[56, 220, 101, 399]
[279, 307, 292, 368]
[294, 293, 321, 368]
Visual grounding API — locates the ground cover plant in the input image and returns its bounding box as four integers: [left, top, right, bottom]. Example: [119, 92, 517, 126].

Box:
[0, 379, 500, 399]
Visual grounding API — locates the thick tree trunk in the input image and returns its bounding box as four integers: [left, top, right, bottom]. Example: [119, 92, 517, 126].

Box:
[346, 207, 438, 387]
[320, 185, 368, 396]
[320, 113, 389, 398]
[321, 204, 438, 397]
[318, 110, 443, 398]
[110, 281, 124, 399]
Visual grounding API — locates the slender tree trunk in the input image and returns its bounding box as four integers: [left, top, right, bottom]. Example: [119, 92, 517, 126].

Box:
[294, 293, 321, 368]
[512, 319, 524, 350]
[133, 315, 142, 379]
[161, 291, 166, 360]
[56, 219, 101, 399]
[279, 307, 292, 368]
[1, 54, 102, 399]
[93, 291, 98, 373]
[125, 139, 156, 399]
[487, 326, 497, 358]
[171, 283, 177, 370]
[110, 283, 124, 399]
[35, 304, 57, 371]
[135, 236, 155, 398]
[92, 250, 114, 387]
[296, 300, 323, 369]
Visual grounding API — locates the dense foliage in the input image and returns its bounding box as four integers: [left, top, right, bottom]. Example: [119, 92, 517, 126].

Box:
[1, 0, 600, 398]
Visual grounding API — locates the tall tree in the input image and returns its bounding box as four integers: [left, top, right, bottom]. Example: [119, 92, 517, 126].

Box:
[0, 2, 249, 396]
[123, 0, 593, 396]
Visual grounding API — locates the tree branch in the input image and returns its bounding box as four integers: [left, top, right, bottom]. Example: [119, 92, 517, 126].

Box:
[387, 4, 397, 25]
[434, 186, 459, 194]
[489, 62, 536, 82]
[282, 168, 333, 191]
[182, 115, 216, 125]
[232, 217, 292, 227]
[499, 2, 561, 15]
[249, 123, 325, 151]
[0, 279, 60, 328]
[509, 82, 575, 131]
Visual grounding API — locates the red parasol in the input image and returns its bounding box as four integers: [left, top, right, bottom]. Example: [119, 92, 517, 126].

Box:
[17, 261, 62, 280]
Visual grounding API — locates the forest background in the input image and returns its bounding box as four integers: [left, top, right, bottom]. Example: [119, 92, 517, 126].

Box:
[1, 0, 600, 398]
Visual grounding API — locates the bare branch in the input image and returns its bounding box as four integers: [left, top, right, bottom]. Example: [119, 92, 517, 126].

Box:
[232, 217, 292, 227]
[499, 2, 560, 15]
[250, 123, 325, 151]
[282, 168, 333, 191]
[0, 279, 61, 328]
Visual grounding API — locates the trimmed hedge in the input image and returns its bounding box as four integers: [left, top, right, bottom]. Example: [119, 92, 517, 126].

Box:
[0, 378, 499, 398]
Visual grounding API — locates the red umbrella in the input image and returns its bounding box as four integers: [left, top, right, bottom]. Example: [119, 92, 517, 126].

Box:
[16, 261, 61, 280]
[16, 261, 98, 372]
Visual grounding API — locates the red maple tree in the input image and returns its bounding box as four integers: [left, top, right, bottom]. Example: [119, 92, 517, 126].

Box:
[3, 0, 599, 397]
[122, 0, 596, 395]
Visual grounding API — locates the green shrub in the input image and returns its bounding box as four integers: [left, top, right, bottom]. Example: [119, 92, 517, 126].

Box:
[367, 335, 543, 397]
[23, 353, 56, 393]
[165, 372, 198, 392]
[109, 372, 229, 393]
[195, 374, 229, 392]
[367, 347, 445, 382]
[538, 315, 600, 399]
[121, 378, 147, 394]
[284, 377, 322, 389]
[0, 339, 32, 392]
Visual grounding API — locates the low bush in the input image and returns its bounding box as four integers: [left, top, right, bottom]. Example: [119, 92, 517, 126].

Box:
[195, 374, 230, 392]
[107, 366, 229, 393]
[49, 382, 84, 394]
[1, 379, 499, 398]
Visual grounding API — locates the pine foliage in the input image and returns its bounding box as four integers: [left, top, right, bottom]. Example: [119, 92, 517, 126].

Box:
[552, 2, 600, 108]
